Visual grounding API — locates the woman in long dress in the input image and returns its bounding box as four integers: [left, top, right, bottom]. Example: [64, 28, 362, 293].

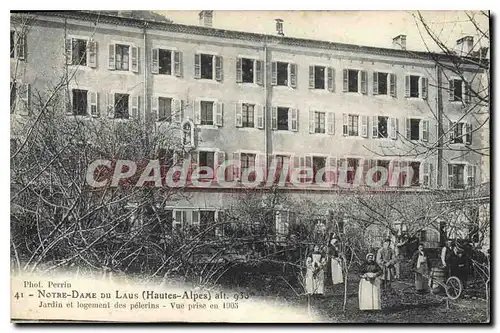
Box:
[330, 237, 344, 285]
[412, 243, 430, 294]
[305, 245, 327, 296]
[359, 253, 382, 311]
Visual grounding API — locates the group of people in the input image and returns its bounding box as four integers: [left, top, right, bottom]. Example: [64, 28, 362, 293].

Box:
[305, 236, 471, 312]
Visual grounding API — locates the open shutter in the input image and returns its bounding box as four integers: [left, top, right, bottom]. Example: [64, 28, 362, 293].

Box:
[215, 151, 225, 181]
[390, 73, 397, 97]
[271, 62, 277, 86]
[465, 123, 472, 145]
[420, 162, 427, 187]
[16, 31, 26, 60]
[373, 72, 379, 95]
[360, 159, 370, 186]
[360, 70, 368, 95]
[194, 100, 201, 125]
[215, 101, 223, 127]
[256, 105, 264, 129]
[131, 46, 139, 73]
[448, 121, 455, 142]
[327, 112, 335, 135]
[151, 48, 159, 74]
[19, 83, 30, 115]
[308, 66, 315, 89]
[174, 99, 183, 124]
[327, 67, 335, 92]
[65, 38, 73, 65]
[108, 44, 115, 70]
[390, 118, 397, 139]
[390, 160, 400, 187]
[326, 156, 337, 184]
[130, 95, 139, 119]
[236, 58, 242, 83]
[406, 118, 411, 140]
[256, 60, 263, 85]
[87, 40, 97, 68]
[342, 114, 348, 136]
[215, 55, 223, 81]
[447, 164, 454, 189]
[421, 77, 428, 100]
[372, 116, 378, 138]
[106, 93, 115, 118]
[151, 96, 159, 121]
[309, 110, 315, 134]
[271, 106, 277, 130]
[448, 80, 455, 101]
[233, 152, 241, 181]
[174, 51, 182, 77]
[290, 108, 298, 132]
[235, 102, 242, 127]
[404, 75, 410, 97]
[192, 210, 200, 226]
[422, 120, 429, 142]
[342, 69, 348, 92]
[361, 115, 368, 138]
[88, 91, 98, 117]
[290, 63, 297, 88]
[194, 54, 201, 79]
[256, 154, 266, 183]
[464, 82, 471, 103]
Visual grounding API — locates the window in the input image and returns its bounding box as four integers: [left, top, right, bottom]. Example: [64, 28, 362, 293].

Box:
[10, 82, 16, 113]
[242, 103, 255, 128]
[242, 58, 254, 83]
[448, 164, 465, 189]
[348, 115, 359, 136]
[408, 118, 420, 140]
[71, 39, 87, 66]
[72, 89, 88, 116]
[376, 72, 388, 95]
[452, 79, 463, 101]
[314, 66, 325, 89]
[418, 230, 427, 242]
[10, 31, 15, 58]
[199, 151, 215, 177]
[275, 155, 291, 182]
[450, 122, 471, 145]
[277, 107, 289, 130]
[372, 160, 390, 184]
[183, 122, 193, 146]
[453, 122, 464, 144]
[409, 161, 420, 186]
[347, 158, 359, 184]
[114, 93, 129, 119]
[200, 101, 214, 125]
[376, 116, 389, 138]
[115, 44, 130, 71]
[312, 156, 326, 183]
[173, 210, 186, 231]
[314, 112, 326, 134]
[409, 75, 419, 97]
[200, 54, 213, 79]
[200, 210, 216, 238]
[467, 165, 477, 187]
[348, 69, 359, 92]
[10, 30, 26, 60]
[241, 153, 256, 181]
[159, 49, 172, 75]
[275, 211, 291, 242]
[277, 62, 289, 86]
[158, 97, 172, 121]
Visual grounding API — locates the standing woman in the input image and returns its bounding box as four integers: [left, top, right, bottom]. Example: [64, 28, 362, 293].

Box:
[305, 245, 327, 296]
[330, 236, 344, 285]
[359, 253, 382, 311]
[412, 243, 431, 294]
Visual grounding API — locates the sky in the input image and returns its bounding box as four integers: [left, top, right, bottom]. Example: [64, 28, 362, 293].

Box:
[157, 10, 489, 53]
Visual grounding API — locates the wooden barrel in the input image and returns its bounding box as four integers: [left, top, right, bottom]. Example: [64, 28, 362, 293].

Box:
[430, 267, 447, 293]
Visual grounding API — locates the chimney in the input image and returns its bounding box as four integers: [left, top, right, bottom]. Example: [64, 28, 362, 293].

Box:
[199, 10, 213, 28]
[275, 18, 284, 36]
[392, 34, 407, 50]
[455, 36, 474, 56]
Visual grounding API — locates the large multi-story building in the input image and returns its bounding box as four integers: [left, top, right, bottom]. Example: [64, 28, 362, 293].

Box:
[10, 11, 489, 249]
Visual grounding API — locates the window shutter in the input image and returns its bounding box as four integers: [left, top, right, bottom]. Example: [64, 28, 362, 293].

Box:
[64, 89, 72, 115]
[65, 38, 73, 65]
[390, 118, 397, 140]
[373, 72, 379, 95]
[192, 210, 200, 225]
[404, 75, 410, 97]
[88, 91, 98, 117]
[429, 163, 434, 188]
[130, 95, 139, 119]
[360, 70, 368, 95]
[174, 99, 183, 124]
[448, 80, 455, 101]
[327, 67, 335, 92]
[174, 51, 182, 77]
[16, 31, 26, 60]
[308, 66, 315, 89]
[420, 162, 427, 187]
[342, 69, 348, 92]
[372, 116, 378, 138]
[256, 105, 264, 129]
[326, 156, 337, 183]
[422, 120, 429, 142]
[390, 73, 397, 97]
[215, 101, 223, 127]
[309, 110, 315, 134]
[290, 63, 297, 88]
[464, 82, 471, 103]
[256, 60, 263, 85]
[151, 48, 159, 74]
[447, 164, 454, 189]
[271, 106, 277, 130]
[233, 152, 241, 181]
[448, 121, 455, 142]
[19, 83, 30, 115]
[131, 46, 139, 73]
[235, 102, 242, 127]
[256, 153, 266, 183]
[327, 112, 335, 135]
[290, 108, 298, 132]
[360, 159, 370, 186]
[236, 58, 243, 83]
[465, 123, 472, 145]
[108, 44, 115, 70]
[194, 54, 201, 79]
[151, 96, 159, 121]
[215, 55, 223, 81]
[406, 118, 411, 140]
[215, 151, 225, 181]
[389, 160, 399, 187]
[361, 115, 368, 138]
[342, 114, 348, 136]
[86, 40, 97, 68]
[194, 100, 201, 125]
[106, 93, 115, 118]
[421, 77, 428, 100]
[271, 62, 277, 86]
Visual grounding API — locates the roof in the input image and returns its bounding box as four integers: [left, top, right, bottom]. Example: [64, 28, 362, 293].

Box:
[12, 10, 487, 65]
